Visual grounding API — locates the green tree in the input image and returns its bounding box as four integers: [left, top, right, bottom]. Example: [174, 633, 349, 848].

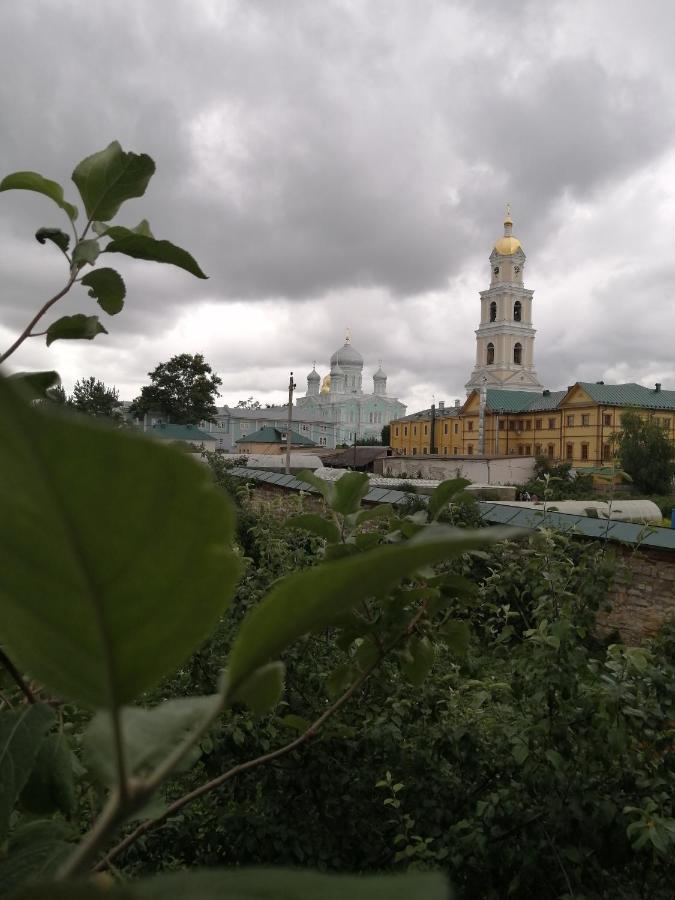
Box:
[236, 397, 261, 410]
[130, 353, 222, 424]
[70, 376, 121, 420]
[618, 411, 675, 494]
[381, 424, 390, 445]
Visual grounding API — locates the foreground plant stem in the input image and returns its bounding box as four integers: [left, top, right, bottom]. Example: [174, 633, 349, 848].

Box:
[0, 271, 78, 363]
[95, 604, 427, 873]
[0, 647, 36, 704]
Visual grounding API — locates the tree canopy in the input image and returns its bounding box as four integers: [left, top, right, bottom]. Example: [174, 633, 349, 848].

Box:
[130, 353, 222, 424]
[70, 376, 121, 420]
[618, 411, 675, 494]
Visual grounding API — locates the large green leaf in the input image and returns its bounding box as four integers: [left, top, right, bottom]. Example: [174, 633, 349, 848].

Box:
[20, 732, 76, 817]
[71, 142, 155, 222]
[427, 478, 471, 521]
[226, 524, 519, 699]
[0, 704, 54, 840]
[93, 219, 153, 239]
[104, 235, 207, 279]
[0, 172, 78, 221]
[80, 268, 126, 315]
[0, 820, 75, 898]
[12, 869, 449, 899]
[229, 661, 285, 714]
[46, 314, 107, 346]
[0, 377, 241, 709]
[35, 228, 69, 253]
[331, 472, 370, 515]
[83, 696, 221, 785]
[8, 371, 60, 401]
[296, 468, 332, 502]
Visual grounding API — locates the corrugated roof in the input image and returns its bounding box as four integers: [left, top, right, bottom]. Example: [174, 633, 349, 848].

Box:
[235, 426, 316, 446]
[149, 424, 216, 441]
[321, 446, 389, 468]
[575, 382, 675, 410]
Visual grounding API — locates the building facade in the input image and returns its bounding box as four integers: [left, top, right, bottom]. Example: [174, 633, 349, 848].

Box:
[296, 334, 406, 443]
[465, 208, 543, 394]
[200, 406, 339, 452]
[390, 382, 675, 469]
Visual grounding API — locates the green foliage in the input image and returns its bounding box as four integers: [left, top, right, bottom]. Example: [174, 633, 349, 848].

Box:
[381, 424, 391, 445]
[35, 227, 69, 253]
[69, 376, 122, 419]
[130, 353, 222, 425]
[81, 268, 126, 315]
[0, 170, 78, 220]
[0, 705, 55, 839]
[46, 314, 107, 346]
[71, 141, 155, 222]
[0, 376, 240, 708]
[618, 411, 675, 494]
[105, 234, 207, 279]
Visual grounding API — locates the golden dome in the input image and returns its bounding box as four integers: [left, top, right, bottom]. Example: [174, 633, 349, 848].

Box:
[320, 374, 331, 394]
[494, 235, 522, 255]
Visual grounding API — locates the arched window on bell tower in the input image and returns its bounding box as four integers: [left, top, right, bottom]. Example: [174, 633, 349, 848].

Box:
[486, 342, 495, 365]
[513, 342, 522, 365]
[489, 301, 497, 322]
[513, 300, 522, 322]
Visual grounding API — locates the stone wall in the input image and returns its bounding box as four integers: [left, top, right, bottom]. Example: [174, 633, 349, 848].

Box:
[377, 454, 536, 485]
[598, 546, 675, 646]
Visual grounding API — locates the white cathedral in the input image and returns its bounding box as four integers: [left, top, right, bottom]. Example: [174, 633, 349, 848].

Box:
[296, 334, 406, 443]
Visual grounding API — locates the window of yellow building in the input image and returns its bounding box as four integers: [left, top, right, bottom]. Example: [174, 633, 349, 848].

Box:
[535, 443, 541, 455]
[453, 447, 458, 454]
[535, 418, 542, 429]
[566, 443, 573, 459]
[581, 443, 589, 460]
[444, 423, 448, 435]
[404, 426, 408, 436]
[603, 413, 612, 426]
[581, 414, 590, 426]
[467, 444, 473, 455]
[548, 417, 556, 429]
[566, 415, 574, 427]
[423, 447, 428, 454]
[525, 444, 531, 454]
[424, 425, 428, 435]
[412, 448, 417, 455]
[525, 419, 532, 430]
[395, 426, 399, 436]
[454, 423, 459, 434]
[468, 420, 474, 431]
[602, 443, 611, 460]
[548, 444, 555, 458]
[499, 420, 505, 430]
[413, 426, 417, 436]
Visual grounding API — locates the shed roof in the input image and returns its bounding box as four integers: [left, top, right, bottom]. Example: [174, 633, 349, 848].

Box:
[235, 426, 316, 446]
[149, 424, 216, 442]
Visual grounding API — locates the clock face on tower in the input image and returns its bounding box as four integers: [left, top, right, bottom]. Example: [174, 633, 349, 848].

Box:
[514, 266, 520, 274]
[493, 266, 499, 275]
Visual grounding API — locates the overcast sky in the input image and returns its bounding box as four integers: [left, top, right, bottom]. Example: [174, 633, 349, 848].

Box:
[1, 0, 674, 412]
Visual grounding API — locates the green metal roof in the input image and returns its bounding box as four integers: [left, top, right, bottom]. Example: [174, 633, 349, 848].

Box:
[149, 424, 216, 441]
[235, 426, 316, 446]
[484, 390, 541, 413]
[575, 382, 675, 410]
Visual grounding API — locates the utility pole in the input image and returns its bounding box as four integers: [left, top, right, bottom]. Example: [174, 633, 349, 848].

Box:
[285, 371, 296, 474]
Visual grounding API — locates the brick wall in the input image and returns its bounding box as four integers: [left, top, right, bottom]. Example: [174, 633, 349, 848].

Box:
[597, 546, 675, 646]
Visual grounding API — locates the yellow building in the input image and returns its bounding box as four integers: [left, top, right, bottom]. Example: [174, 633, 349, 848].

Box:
[390, 382, 675, 468]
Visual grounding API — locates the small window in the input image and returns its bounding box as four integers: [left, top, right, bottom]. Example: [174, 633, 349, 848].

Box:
[404, 426, 408, 436]
[403, 448, 407, 455]
[467, 444, 474, 455]
[513, 300, 522, 322]
[602, 443, 611, 461]
[443, 446, 448, 454]
[424, 424, 428, 435]
[566, 415, 574, 427]
[489, 301, 497, 322]
[422, 447, 428, 455]
[581, 443, 589, 460]
[412, 448, 417, 455]
[454, 423, 459, 434]
[548, 444, 555, 459]
[395, 426, 399, 437]
[581, 414, 590, 426]
[509, 421, 516, 431]
[517, 420, 524, 432]
[603, 414, 612, 426]
[468, 420, 474, 431]
[513, 342, 522, 365]
[525, 419, 532, 430]
[525, 444, 531, 455]
[566, 443, 573, 460]
[413, 426, 417, 436]
[486, 342, 495, 365]
[548, 417, 556, 430]
[499, 420, 505, 430]
[535, 443, 542, 455]
[444, 423, 448, 435]
[518, 445, 523, 455]
[453, 447, 458, 455]
[535, 419, 542, 430]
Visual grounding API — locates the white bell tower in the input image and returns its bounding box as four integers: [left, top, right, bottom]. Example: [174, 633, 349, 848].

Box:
[465, 207, 543, 394]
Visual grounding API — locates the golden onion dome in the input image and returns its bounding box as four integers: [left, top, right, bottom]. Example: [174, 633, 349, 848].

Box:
[494, 235, 522, 255]
[494, 204, 522, 255]
[320, 374, 331, 394]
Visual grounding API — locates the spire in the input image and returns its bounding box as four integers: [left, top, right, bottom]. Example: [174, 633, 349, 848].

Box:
[504, 202, 513, 235]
